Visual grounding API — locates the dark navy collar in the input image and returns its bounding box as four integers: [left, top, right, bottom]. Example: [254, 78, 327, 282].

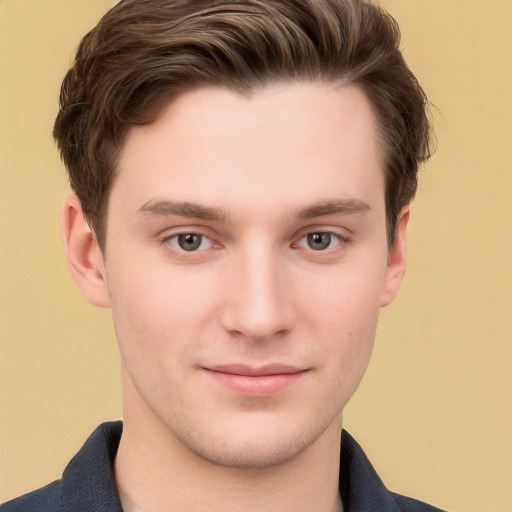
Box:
[62, 421, 124, 512]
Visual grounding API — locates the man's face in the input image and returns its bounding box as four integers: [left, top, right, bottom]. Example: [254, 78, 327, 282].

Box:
[96, 82, 406, 468]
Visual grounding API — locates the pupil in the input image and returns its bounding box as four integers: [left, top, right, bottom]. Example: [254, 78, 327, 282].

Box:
[178, 234, 201, 251]
[308, 233, 330, 250]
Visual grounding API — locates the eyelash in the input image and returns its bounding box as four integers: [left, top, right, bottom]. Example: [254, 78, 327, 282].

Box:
[295, 231, 349, 252]
[161, 229, 349, 254]
[161, 231, 216, 252]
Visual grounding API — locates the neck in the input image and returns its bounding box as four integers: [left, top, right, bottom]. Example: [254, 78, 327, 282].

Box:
[115, 375, 344, 512]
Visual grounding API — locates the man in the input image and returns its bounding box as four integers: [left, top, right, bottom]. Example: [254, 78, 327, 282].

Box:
[2, 0, 443, 511]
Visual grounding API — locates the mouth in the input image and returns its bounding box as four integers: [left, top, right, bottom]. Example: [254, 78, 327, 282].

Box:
[201, 364, 308, 397]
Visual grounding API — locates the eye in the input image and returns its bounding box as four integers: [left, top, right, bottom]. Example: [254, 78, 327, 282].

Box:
[166, 233, 213, 252]
[297, 232, 343, 251]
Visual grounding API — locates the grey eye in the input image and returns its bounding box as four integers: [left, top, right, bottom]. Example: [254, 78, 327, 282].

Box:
[177, 233, 203, 251]
[165, 232, 215, 253]
[306, 233, 332, 250]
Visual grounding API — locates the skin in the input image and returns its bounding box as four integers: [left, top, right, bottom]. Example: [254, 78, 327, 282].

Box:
[62, 82, 409, 512]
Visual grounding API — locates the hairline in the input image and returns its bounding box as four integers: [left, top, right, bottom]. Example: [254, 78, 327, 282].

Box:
[94, 77, 398, 253]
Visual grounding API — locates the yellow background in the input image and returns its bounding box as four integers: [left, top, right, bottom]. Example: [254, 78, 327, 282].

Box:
[1, 1, 510, 510]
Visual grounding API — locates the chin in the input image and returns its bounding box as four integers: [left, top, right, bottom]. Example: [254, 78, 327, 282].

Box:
[188, 434, 314, 470]
[172, 411, 342, 470]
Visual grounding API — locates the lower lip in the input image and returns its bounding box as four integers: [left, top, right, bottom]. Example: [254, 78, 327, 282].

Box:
[204, 370, 306, 397]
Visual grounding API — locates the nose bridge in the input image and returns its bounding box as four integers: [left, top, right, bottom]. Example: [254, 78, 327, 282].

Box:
[222, 239, 295, 342]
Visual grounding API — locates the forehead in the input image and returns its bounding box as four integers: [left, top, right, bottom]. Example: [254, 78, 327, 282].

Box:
[113, 82, 384, 218]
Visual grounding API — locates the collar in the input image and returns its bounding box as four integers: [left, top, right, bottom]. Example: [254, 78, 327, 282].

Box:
[61, 421, 124, 512]
[59, 421, 408, 512]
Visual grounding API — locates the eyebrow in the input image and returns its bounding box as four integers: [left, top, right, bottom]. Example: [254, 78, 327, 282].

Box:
[296, 199, 371, 219]
[138, 200, 227, 221]
[137, 197, 371, 222]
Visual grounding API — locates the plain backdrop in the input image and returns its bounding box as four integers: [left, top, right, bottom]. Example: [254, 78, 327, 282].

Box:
[1, 1, 511, 510]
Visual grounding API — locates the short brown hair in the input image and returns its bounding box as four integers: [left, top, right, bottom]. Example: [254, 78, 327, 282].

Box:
[54, 0, 433, 250]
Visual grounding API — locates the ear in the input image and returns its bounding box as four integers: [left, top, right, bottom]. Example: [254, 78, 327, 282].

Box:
[380, 206, 410, 308]
[61, 195, 110, 308]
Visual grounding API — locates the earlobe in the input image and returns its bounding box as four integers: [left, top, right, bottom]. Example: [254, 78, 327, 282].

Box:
[380, 206, 410, 308]
[61, 195, 111, 308]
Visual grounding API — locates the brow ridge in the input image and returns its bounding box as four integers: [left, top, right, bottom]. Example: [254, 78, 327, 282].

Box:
[138, 200, 226, 221]
[296, 199, 371, 219]
[138, 197, 370, 222]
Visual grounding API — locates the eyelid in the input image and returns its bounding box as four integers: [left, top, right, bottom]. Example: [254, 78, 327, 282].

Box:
[169, 233, 213, 251]
[293, 225, 351, 244]
[157, 225, 351, 254]
[159, 226, 221, 251]
[295, 231, 347, 250]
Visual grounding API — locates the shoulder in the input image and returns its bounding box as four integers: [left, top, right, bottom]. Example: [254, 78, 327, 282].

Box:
[391, 493, 446, 512]
[340, 430, 447, 512]
[1, 421, 123, 512]
[1, 481, 62, 512]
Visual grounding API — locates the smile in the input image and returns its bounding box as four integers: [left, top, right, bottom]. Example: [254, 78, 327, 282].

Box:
[202, 364, 308, 397]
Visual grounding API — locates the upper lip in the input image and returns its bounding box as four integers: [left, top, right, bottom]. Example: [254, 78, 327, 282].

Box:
[205, 364, 306, 376]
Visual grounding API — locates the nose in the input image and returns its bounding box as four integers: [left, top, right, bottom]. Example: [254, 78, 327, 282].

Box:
[220, 245, 297, 343]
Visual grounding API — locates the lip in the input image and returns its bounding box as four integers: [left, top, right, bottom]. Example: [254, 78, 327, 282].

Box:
[202, 364, 308, 397]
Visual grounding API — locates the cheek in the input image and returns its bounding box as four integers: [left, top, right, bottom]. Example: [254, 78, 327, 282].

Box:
[320, 302, 379, 412]
[299, 263, 384, 385]
[106, 258, 221, 367]
[300, 259, 385, 331]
